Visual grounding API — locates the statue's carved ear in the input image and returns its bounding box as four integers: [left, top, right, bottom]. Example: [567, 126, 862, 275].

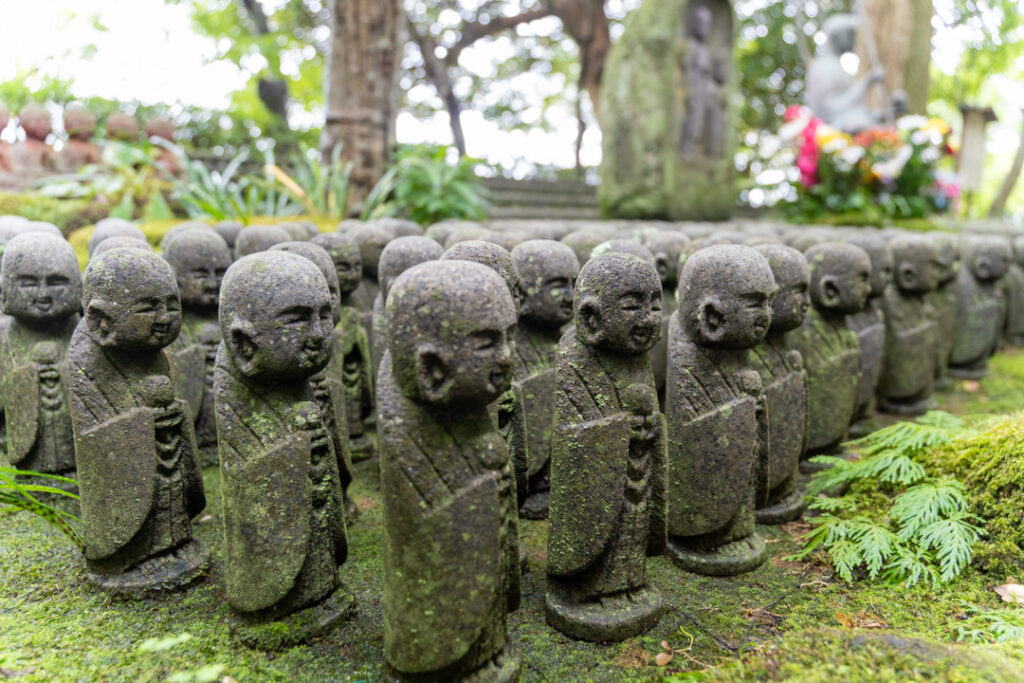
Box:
[819, 275, 841, 307]
[0, 283, 8, 313]
[228, 320, 258, 374]
[415, 343, 453, 403]
[578, 299, 602, 345]
[85, 299, 114, 342]
[898, 262, 918, 289]
[699, 298, 726, 343]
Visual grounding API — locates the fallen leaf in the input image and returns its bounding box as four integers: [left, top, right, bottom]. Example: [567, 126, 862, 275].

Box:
[655, 651, 674, 667]
[993, 580, 1024, 605]
[835, 611, 855, 628]
[197, 515, 212, 524]
[962, 380, 980, 393]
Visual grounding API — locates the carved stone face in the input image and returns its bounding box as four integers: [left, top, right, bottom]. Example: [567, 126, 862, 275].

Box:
[824, 16, 859, 55]
[891, 235, 939, 294]
[680, 245, 774, 349]
[691, 5, 713, 42]
[806, 243, 872, 315]
[931, 234, 960, 285]
[83, 249, 182, 352]
[577, 253, 663, 355]
[644, 232, 692, 291]
[311, 232, 363, 297]
[234, 225, 289, 260]
[846, 235, 893, 298]
[755, 244, 809, 333]
[353, 224, 396, 280]
[1, 234, 82, 323]
[378, 236, 444, 301]
[387, 260, 516, 406]
[271, 241, 343, 325]
[441, 240, 523, 313]
[967, 237, 1011, 282]
[220, 251, 334, 381]
[164, 229, 231, 312]
[513, 240, 580, 329]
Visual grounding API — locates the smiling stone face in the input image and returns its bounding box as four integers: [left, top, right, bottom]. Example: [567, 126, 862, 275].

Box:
[805, 242, 872, 315]
[755, 244, 809, 334]
[576, 253, 664, 355]
[512, 240, 580, 329]
[1, 233, 81, 323]
[163, 229, 231, 313]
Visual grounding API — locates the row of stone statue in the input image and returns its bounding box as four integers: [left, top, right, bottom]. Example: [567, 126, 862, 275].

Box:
[0, 211, 1020, 682]
[0, 104, 178, 183]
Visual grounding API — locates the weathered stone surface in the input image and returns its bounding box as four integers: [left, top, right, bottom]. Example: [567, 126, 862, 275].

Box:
[750, 244, 809, 524]
[644, 231, 692, 406]
[950, 236, 1011, 379]
[215, 251, 352, 649]
[350, 223, 396, 378]
[87, 219, 146, 257]
[806, 14, 885, 133]
[546, 253, 665, 641]
[788, 243, 869, 463]
[0, 234, 81, 481]
[91, 236, 153, 257]
[1004, 235, 1024, 345]
[844, 233, 892, 421]
[879, 235, 938, 415]
[560, 227, 616, 266]
[667, 245, 772, 575]
[379, 260, 521, 682]
[213, 221, 244, 250]
[591, 239, 656, 264]
[68, 248, 208, 596]
[928, 233, 960, 388]
[599, 0, 735, 220]
[233, 225, 289, 260]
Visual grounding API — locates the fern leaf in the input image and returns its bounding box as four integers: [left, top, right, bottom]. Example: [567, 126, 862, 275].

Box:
[915, 516, 984, 583]
[891, 480, 971, 540]
[805, 457, 859, 495]
[807, 495, 860, 513]
[849, 519, 898, 579]
[827, 539, 861, 582]
[882, 544, 936, 587]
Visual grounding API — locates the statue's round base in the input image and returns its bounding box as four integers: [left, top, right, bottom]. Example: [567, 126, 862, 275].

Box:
[799, 447, 847, 475]
[545, 585, 662, 642]
[878, 395, 936, 417]
[87, 538, 209, 598]
[948, 364, 989, 381]
[756, 488, 805, 525]
[385, 641, 521, 683]
[668, 534, 767, 576]
[519, 490, 549, 520]
[935, 374, 953, 391]
[349, 433, 376, 463]
[231, 586, 355, 651]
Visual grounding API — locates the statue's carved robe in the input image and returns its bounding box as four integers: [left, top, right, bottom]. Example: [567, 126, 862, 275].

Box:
[168, 311, 219, 452]
[351, 278, 378, 375]
[378, 352, 520, 677]
[666, 313, 767, 546]
[788, 308, 860, 453]
[547, 329, 666, 598]
[928, 283, 958, 382]
[311, 337, 354, 496]
[950, 269, 1007, 371]
[880, 287, 936, 405]
[846, 297, 886, 417]
[214, 347, 347, 617]
[0, 315, 78, 474]
[1005, 263, 1024, 344]
[650, 288, 678, 408]
[67, 323, 205, 574]
[336, 302, 373, 442]
[749, 334, 807, 506]
[371, 294, 386, 388]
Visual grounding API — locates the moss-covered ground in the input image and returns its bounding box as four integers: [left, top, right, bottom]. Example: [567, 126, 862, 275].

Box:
[6, 352, 1024, 681]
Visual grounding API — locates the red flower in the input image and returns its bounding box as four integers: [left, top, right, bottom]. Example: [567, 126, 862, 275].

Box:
[784, 105, 805, 122]
[797, 118, 821, 187]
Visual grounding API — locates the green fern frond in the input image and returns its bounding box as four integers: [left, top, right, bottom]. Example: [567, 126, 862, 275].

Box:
[956, 606, 1024, 643]
[848, 519, 898, 579]
[784, 514, 848, 561]
[827, 539, 861, 582]
[914, 410, 966, 431]
[807, 495, 860, 513]
[891, 479, 970, 540]
[859, 452, 927, 487]
[805, 457, 860, 495]
[849, 417, 960, 457]
[914, 516, 985, 583]
[882, 544, 937, 587]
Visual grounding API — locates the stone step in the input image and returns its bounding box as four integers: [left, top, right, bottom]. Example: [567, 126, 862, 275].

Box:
[487, 205, 601, 220]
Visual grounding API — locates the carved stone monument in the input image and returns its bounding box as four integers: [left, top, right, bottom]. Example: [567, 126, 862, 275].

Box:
[216, 251, 353, 649]
[806, 14, 886, 133]
[88, 219, 147, 258]
[546, 252, 666, 640]
[844, 233, 892, 424]
[379, 260, 521, 682]
[666, 245, 772, 575]
[644, 231, 692, 405]
[68, 248, 208, 595]
[949, 236, 1011, 379]
[1004, 235, 1024, 346]
[233, 225, 289, 260]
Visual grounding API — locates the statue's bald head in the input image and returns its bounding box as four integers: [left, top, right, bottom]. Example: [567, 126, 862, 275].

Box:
[441, 240, 522, 312]
[1, 233, 82, 322]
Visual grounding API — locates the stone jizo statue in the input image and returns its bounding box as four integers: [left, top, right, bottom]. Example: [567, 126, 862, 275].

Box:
[87, 219, 147, 258]
[806, 14, 886, 133]
[928, 233, 960, 388]
[949, 236, 1011, 379]
[844, 233, 892, 425]
[233, 225, 289, 260]
[1004, 235, 1024, 346]
[57, 108, 100, 172]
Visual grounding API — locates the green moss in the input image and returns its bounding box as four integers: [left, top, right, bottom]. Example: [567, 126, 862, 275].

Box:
[0, 192, 108, 233]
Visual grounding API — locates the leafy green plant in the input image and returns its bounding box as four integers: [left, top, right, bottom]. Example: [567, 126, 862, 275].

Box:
[955, 603, 1024, 644]
[262, 143, 352, 219]
[788, 412, 985, 586]
[0, 466, 82, 550]
[362, 144, 490, 225]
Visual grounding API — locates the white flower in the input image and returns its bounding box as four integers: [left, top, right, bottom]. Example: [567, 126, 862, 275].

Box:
[897, 115, 929, 131]
[779, 118, 810, 141]
[921, 147, 940, 163]
[911, 130, 929, 146]
[872, 145, 914, 180]
[841, 146, 866, 165]
[823, 136, 850, 153]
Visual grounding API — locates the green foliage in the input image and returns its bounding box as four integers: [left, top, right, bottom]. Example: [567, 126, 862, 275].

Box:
[956, 603, 1024, 644]
[0, 192, 105, 233]
[0, 467, 82, 550]
[261, 144, 352, 219]
[362, 144, 490, 225]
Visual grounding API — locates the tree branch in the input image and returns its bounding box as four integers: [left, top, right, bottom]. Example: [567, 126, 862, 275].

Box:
[239, 0, 270, 35]
[446, 6, 557, 65]
[408, 15, 467, 155]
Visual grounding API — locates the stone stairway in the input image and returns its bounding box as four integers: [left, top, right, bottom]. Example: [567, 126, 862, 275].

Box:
[481, 177, 600, 220]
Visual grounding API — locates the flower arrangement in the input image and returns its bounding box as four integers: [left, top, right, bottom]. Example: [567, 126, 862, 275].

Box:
[781, 105, 958, 223]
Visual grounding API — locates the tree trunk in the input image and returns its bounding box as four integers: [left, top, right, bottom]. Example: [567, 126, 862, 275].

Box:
[855, 0, 933, 115]
[989, 110, 1024, 218]
[408, 16, 467, 156]
[552, 0, 612, 123]
[322, 0, 403, 200]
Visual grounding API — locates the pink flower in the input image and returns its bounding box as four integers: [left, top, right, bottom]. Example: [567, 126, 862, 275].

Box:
[784, 105, 805, 122]
[797, 118, 821, 187]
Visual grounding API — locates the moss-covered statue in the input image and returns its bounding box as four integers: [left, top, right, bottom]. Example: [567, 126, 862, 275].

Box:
[643, 231, 692, 407]
[750, 244, 809, 524]
[878, 235, 939, 415]
[372, 236, 444, 383]
[507, 240, 579, 519]
[233, 225, 288, 260]
[0, 234, 81, 480]
[1004, 235, 1024, 346]
[215, 251, 353, 649]
[87, 218, 146, 258]
[545, 253, 666, 641]
[163, 229, 231, 462]
[68, 248, 208, 595]
[844, 233, 892, 425]
[949, 236, 1011, 379]
[789, 243, 870, 466]
[379, 260, 521, 683]
[350, 223, 396, 369]
[666, 245, 772, 575]
[312, 231, 376, 461]
[928, 233, 960, 388]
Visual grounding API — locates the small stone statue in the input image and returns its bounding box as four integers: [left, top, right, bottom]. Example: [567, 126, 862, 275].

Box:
[88, 219, 147, 257]
[216, 251, 353, 649]
[163, 229, 232, 461]
[508, 240, 579, 519]
[145, 118, 181, 176]
[928, 233, 960, 388]
[844, 233, 892, 425]
[311, 231, 375, 461]
[788, 243, 870, 464]
[234, 225, 289, 260]
[750, 244, 810, 524]
[372, 236, 444, 384]
[1004, 235, 1024, 345]
[68, 248, 208, 595]
[806, 14, 885, 134]
[643, 231, 692, 406]
[379, 260, 521, 682]
[12, 104, 54, 178]
[105, 112, 138, 142]
[878, 235, 939, 415]
[560, 227, 615, 266]
[91, 236, 153, 257]
[666, 245, 772, 575]
[0, 234, 81, 480]
[56, 108, 100, 172]
[681, 5, 714, 155]
[350, 223, 395, 371]
[949, 236, 1011, 378]
[546, 252, 666, 640]
[591, 239, 656, 264]
[213, 221, 244, 252]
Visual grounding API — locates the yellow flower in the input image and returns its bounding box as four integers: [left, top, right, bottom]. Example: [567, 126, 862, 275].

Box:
[815, 124, 851, 148]
[923, 118, 951, 136]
